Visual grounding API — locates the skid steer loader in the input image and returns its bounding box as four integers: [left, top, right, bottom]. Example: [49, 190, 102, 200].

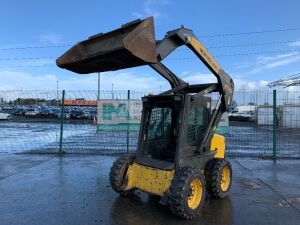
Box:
[56, 17, 234, 219]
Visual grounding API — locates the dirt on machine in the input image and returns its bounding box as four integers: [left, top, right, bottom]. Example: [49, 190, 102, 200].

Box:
[57, 17, 234, 220]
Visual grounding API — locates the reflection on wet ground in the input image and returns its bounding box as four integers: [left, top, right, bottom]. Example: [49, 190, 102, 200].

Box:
[109, 194, 233, 225]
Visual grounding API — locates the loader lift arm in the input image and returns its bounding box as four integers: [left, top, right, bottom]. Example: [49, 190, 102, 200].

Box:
[151, 27, 234, 153]
[153, 27, 234, 112]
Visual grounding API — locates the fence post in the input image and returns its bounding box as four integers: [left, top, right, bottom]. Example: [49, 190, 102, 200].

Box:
[59, 90, 65, 154]
[272, 89, 277, 159]
[126, 90, 130, 153]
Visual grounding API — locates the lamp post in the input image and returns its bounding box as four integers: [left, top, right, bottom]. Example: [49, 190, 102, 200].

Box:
[56, 80, 59, 106]
[97, 72, 100, 101]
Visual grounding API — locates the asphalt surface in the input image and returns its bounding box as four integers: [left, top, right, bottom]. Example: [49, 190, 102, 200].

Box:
[1, 154, 300, 225]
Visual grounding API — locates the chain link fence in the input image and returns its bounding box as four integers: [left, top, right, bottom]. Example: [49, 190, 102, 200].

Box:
[0, 89, 299, 158]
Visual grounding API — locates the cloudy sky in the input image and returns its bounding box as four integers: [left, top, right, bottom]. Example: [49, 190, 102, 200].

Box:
[1, 0, 300, 92]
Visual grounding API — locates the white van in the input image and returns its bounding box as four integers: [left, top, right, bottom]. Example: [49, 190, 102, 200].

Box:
[228, 105, 256, 121]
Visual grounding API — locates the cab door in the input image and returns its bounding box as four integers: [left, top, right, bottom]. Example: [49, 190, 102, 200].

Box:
[180, 95, 211, 157]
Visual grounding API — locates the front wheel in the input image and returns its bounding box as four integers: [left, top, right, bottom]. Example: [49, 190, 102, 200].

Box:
[168, 168, 206, 219]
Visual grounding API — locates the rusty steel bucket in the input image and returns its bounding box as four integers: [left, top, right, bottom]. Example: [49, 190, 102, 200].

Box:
[56, 17, 157, 74]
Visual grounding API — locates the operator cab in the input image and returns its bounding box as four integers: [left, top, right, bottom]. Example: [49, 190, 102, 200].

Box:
[136, 94, 211, 170]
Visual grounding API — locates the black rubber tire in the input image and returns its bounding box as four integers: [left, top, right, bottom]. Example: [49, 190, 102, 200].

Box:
[109, 155, 135, 197]
[167, 168, 206, 220]
[205, 159, 232, 199]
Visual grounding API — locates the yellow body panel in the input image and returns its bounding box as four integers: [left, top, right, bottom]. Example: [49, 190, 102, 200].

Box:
[210, 134, 225, 158]
[125, 163, 174, 196]
[123, 135, 224, 196]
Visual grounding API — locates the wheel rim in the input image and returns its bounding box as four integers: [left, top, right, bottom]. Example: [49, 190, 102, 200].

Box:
[220, 166, 231, 192]
[187, 178, 202, 209]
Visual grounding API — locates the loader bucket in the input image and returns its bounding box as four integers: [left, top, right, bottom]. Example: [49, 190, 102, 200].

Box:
[56, 17, 157, 74]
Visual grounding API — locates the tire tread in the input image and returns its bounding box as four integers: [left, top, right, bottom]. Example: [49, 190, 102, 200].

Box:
[109, 155, 135, 197]
[205, 159, 232, 199]
[168, 168, 206, 219]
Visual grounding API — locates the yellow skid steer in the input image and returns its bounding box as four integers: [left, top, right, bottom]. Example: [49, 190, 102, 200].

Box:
[57, 17, 234, 219]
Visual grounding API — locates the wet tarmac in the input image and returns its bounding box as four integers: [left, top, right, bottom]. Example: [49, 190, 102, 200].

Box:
[0, 155, 300, 225]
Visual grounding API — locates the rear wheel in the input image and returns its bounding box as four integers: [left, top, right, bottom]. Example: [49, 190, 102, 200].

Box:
[205, 159, 232, 198]
[109, 155, 135, 196]
[168, 168, 206, 219]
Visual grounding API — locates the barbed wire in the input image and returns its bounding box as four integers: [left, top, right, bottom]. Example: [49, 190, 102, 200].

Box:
[0, 57, 55, 61]
[197, 27, 300, 38]
[0, 26, 299, 51]
[0, 49, 298, 68]
[0, 45, 71, 51]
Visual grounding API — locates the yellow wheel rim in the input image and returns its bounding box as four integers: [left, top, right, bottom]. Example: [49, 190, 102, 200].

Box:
[220, 166, 231, 192]
[187, 178, 203, 209]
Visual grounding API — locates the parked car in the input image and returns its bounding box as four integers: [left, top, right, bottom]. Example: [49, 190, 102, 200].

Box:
[228, 105, 256, 121]
[13, 108, 27, 116]
[70, 110, 85, 119]
[25, 108, 41, 118]
[47, 108, 58, 118]
[83, 110, 92, 119]
[57, 109, 71, 119]
[85, 111, 97, 119]
[0, 111, 11, 120]
[40, 108, 53, 118]
[2, 105, 13, 110]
